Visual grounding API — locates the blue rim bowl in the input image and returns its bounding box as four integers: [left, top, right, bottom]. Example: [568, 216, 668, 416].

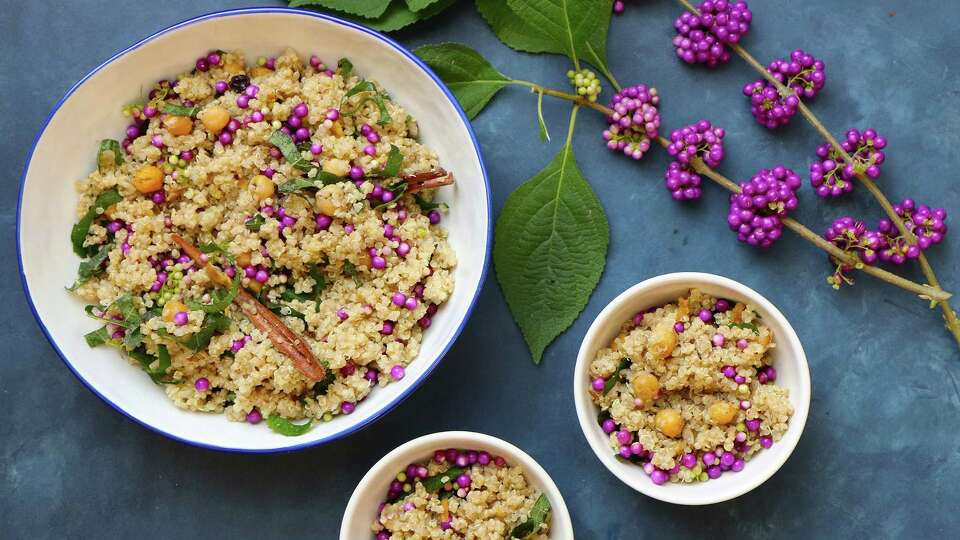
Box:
[17, 7, 491, 453]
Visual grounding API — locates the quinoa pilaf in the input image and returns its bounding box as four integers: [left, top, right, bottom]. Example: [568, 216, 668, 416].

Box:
[68, 48, 457, 433]
[588, 289, 793, 484]
[373, 448, 551, 539]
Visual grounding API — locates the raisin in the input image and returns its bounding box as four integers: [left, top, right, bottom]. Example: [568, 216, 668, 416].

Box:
[229, 74, 250, 93]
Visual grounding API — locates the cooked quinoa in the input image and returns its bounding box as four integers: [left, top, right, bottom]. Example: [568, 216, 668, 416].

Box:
[373, 449, 551, 539]
[68, 48, 456, 428]
[588, 289, 793, 484]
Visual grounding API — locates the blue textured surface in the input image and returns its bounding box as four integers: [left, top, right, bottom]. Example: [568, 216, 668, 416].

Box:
[2, 1, 959, 538]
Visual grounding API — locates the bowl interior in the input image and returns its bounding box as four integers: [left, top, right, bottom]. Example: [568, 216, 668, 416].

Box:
[18, 9, 489, 451]
[340, 431, 573, 539]
[574, 273, 810, 505]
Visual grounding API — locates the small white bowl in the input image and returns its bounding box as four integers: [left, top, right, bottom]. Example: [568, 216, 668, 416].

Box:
[341, 431, 574, 539]
[17, 9, 490, 452]
[573, 272, 810, 505]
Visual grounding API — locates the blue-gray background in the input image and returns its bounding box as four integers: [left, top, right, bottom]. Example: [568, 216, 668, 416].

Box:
[3, 1, 958, 538]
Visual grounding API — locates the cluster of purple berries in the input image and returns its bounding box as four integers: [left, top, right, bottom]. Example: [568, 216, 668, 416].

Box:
[810, 128, 887, 197]
[661, 121, 725, 201]
[743, 49, 825, 129]
[823, 216, 885, 287]
[673, 1, 753, 67]
[602, 84, 661, 160]
[727, 166, 801, 248]
[877, 200, 949, 264]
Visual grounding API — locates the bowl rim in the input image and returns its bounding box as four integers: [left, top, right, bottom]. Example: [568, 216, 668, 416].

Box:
[339, 430, 574, 539]
[573, 272, 811, 505]
[16, 7, 492, 454]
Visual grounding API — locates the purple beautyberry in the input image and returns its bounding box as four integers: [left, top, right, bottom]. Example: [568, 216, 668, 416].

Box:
[727, 166, 801, 248]
[602, 84, 660, 161]
[666, 120, 725, 168]
[743, 49, 824, 129]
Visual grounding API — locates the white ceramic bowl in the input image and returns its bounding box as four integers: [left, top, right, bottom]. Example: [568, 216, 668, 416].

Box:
[574, 273, 810, 505]
[17, 8, 490, 452]
[341, 431, 573, 539]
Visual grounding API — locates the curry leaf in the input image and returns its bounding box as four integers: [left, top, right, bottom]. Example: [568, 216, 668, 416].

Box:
[287, 0, 391, 18]
[414, 43, 512, 119]
[493, 107, 609, 363]
[510, 493, 551, 539]
[71, 189, 122, 256]
[266, 415, 313, 436]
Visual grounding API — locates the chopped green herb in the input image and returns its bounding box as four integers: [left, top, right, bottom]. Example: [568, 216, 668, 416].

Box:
[97, 140, 123, 173]
[388, 466, 466, 503]
[245, 213, 266, 232]
[308, 265, 327, 303]
[187, 270, 240, 313]
[373, 181, 407, 210]
[344, 80, 378, 99]
[342, 81, 392, 126]
[198, 241, 235, 264]
[311, 369, 336, 397]
[277, 173, 344, 194]
[268, 130, 315, 172]
[84, 326, 113, 347]
[129, 345, 172, 384]
[337, 57, 353, 79]
[83, 294, 140, 329]
[374, 145, 402, 178]
[342, 260, 362, 286]
[728, 322, 760, 335]
[602, 358, 631, 395]
[71, 189, 122, 256]
[266, 415, 313, 436]
[413, 193, 444, 212]
[510, 493, 551, 539]
[181, 313, 231, 351]
[68, 242, 114, 290]
[123, 326, 144, 351]
[161, 103, 201, 117]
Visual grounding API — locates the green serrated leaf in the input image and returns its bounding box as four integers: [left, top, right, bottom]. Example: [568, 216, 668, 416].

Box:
[494, 108, 609, 363]
[510, 493, 551, 539]
[406, 0, 441, 11]
[414, 42, 512, 119]
[71, 189, 122, 257]
[288, 0, 391, 18]
[266, 415, 313, 436]
[309, 0, 456, 32]
[476, 0, 616, 84]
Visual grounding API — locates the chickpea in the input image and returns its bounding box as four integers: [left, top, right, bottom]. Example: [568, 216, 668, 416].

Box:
[321, 158, 350, 177]
[235, 252, 252, 268]
[331, 121, 344, 137]
[199, 106, 231, 133]
[250, 66, 272, 79]
[655, 409, 684, 438]
[162, 300, 188, 322]
[648, 322, 678, 360]
[132, 165, 164, 193]
[163, 115, 193, 136]
[631, 372, 660, 402]
[251, 174, 275, 202]
[708, 401, 738, 425]
[247, 280, 262, 294]
[317, 196, 337, 216]
[222, 59, 245, 74]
